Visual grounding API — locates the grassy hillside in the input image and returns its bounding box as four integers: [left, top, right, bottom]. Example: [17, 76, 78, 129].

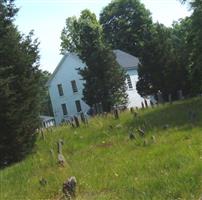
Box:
[1, 98, 202, 200]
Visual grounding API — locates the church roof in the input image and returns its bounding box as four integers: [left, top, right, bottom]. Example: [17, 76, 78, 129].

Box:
[46, 50, 139, 86]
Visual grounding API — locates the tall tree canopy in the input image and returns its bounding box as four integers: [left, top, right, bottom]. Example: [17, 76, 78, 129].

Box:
[136, 22, 191, 99]
[0, 0, 41, 166]
[100, 0, 153, 57]
[61, 10, 127, 111]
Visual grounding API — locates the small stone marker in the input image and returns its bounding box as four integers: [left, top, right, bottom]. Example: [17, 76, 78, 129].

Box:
[133, 111, 138, 118]
[150, 100, 154, 108]
[151, 135, 156, 143]
[138, 128, 145, 137]
[57, 139, 65, 166]
[141, 102, 145, 109]
[80, 112, 86, 124]
[177, 90, 184, 100]
[157, 90, 164, 104]
[130, 107, 134, 113]
[63, 176, 77, 199]
[114, 108, 119, 119]
[74, 116, 80, 128]
[144, 99, 148, 108]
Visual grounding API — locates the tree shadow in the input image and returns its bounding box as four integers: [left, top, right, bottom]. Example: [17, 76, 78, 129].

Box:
[126, 97, 202, 132]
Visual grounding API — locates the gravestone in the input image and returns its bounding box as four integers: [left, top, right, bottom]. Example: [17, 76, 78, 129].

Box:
[150, 100, 154, 108]
[74, 116, 80, 128]
[138, 128, 145, 137]
[63, 176, 77, 199]
[80, 112, 86, 124]
[130, 107, 134, 114]
[144, 99, 148, 108]
[177, 90, 184, 100]
[57, 139, 65, 166]
[151, 135, 156, 143]
[157, 90, 164, 104]
[114, 108, 119, 119]
[141, 102, 145, 109]
[133, 111, 138, 118]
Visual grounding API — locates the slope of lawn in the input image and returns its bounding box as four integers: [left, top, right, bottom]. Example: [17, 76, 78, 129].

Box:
[1, 97, 202, 200]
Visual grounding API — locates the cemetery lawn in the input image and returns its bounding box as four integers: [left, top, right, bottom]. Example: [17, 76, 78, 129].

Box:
[1, 98, 202, 200]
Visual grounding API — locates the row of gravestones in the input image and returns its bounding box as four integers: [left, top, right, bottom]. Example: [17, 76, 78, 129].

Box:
[40, 139, 77, 199]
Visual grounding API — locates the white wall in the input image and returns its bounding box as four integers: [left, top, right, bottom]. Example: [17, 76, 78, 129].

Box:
[126, 69, 145, 108]
[48, 54, 89, 125]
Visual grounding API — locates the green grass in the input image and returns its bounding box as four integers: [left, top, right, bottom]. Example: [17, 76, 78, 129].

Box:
[1, 98, 202, 200]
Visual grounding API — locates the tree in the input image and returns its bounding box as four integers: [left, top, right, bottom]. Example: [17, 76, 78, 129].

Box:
[38, 70, 53, 116]
[136, 23, 190, 100]
[188, 0, 202, 95]
[99, 0, 153, 57]
[61, 10, 127, 111]
[0, 0, 41, 166]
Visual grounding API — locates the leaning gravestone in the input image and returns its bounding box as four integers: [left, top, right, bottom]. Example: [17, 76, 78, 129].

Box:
[177, 90, 184, 100]
[138, 128, 145, 137]
[150, 100, 154, 108]
[157, 90, 164, 104]
[144, 99, 148, 108]
[57, 139, 65, 166]
[141, 102, 145, 109]
[74, 116, 80, 128]
[63, 176, 77, 199]
[114, 108, 119, 119]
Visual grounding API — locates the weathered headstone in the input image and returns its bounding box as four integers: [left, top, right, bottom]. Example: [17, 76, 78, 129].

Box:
[144, 99, 148, 108]
[157, 90, 164, 104]
[57, 139, 65, 166]
[114, 108, 119, 119]
[151, 135, 156, 143]
[150, 100, 154, 108]
[138, 128, 145, 137]
[74, 116, 80, 128]
[133, 111, 138, 118]
[141, 102, 145, 109]
[177, 90, 184, 100]
[63, 176, 77, 199]
[130, 107, 134, 114]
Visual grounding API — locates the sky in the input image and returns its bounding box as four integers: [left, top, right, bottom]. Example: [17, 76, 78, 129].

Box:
[15, 0, 191, 73]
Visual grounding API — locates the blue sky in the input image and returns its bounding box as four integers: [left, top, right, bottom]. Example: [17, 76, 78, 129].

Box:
[15, 0, 190, 73]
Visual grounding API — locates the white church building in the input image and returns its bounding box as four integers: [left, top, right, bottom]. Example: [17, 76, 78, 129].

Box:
[47, 50, 146, 125]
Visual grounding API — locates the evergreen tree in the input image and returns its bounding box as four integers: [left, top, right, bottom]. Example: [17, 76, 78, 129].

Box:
[61, 10, 127, 111]
[0, 0, 41, 166]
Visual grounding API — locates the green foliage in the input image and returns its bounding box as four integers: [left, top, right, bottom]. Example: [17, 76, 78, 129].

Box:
[61, 9, 128, 111]
[38, 70, 53, 116]
[0, 1, 41, 166]
[187, 0, 202, 95]
[1, 98, 202, 199]
[100, 0, 153, 57]
[137, 23, 191, 99]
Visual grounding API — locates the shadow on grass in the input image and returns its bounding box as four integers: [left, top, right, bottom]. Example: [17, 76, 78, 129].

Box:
[126, 97, 202, 132]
